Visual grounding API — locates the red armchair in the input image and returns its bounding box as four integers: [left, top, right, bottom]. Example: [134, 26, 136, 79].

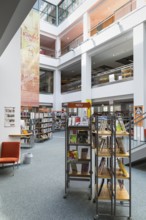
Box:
[0, 142, 20, 174]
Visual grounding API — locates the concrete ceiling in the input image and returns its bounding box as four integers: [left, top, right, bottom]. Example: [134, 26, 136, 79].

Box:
[0, 0, 36, 56]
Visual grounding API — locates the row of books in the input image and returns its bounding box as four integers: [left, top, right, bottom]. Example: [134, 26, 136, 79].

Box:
[68, 116, 89, 126]
[98, 178, 124, 197]
[70, 131, 89, 144]
[98, 137, 126, 154]
[67, 148, 89, 162]
[71, 162, 89, 174]
[98, 157, 129, 178]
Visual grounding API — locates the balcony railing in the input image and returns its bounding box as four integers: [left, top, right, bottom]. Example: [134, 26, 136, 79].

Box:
[61, 34, 83, 55]
[61, 79, 81, 93]
[58, 0, 87, 25]
[91, 0, 136, 36]
[61, 0, 136, 55]
[40, 47, 56, 58]
[92, 64, 133, 87]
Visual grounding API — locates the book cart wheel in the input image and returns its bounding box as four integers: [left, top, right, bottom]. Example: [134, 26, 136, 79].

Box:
[63, 194, 67, 199]
[88, 196, 91, 200]
[127, 217, 132, 220]
[93, 198, 96, 203]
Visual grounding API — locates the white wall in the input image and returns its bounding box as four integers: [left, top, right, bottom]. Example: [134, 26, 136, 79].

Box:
[0, 30, 21, 144]
[61, 91, 81, 103]
[39, 94, 54, 104]
[91, 80, 134, 100]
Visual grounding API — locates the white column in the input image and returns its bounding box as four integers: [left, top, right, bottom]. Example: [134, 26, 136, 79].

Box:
[53, 69, 62, 110]
[136, 0, 146, 7]
[133, 22, 146, 140]
[83, 12, 90, 42]
[81, 53, 91, 102]
[55, 36, 61, 58]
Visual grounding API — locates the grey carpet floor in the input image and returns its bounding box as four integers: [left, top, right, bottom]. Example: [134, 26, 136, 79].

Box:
[0, 131, 146, 220]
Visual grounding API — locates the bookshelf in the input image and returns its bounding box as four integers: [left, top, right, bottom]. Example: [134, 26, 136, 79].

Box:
[21, 110, 35, 148]
[94, 112, 132, 219]
[64, 102, 92, 200]
[35, 111, 53, 142]
[52, 111, 66, 131]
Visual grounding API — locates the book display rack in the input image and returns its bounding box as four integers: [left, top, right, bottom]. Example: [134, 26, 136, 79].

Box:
[94, 112, 132, 220]
[64, 102, 92, 200]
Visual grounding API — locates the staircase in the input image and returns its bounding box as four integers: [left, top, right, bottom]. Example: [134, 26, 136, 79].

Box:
[126, 112, 146, 164]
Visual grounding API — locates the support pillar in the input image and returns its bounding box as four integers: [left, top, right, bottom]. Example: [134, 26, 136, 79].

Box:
[81, 52, 91, 102]
[55, 36, 61, 58]
[53, 69, 62, 110]
[83, 12, 90, 41]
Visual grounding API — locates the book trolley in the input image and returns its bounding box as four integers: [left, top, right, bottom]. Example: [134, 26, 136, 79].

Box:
[64, 102, 92, 199]
[94, 112, 132, 219]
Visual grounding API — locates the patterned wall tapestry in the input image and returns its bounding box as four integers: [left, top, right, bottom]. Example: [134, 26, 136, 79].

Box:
[21, 10, 40, 107]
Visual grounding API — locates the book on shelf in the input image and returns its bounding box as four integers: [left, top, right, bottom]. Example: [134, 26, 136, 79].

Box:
[69, 134, 77, 144]
[81, 148, 88, 159]
[98, 138, 106, 151]
[98, 116, 108, 131]
[107, 179, 113, 197]
[116, 117, 126, 133]
[98, 178, 105, 196]
[117, 158, 128, 177]
[71, 163, 77, 173]
[116, 137, 126, 154]
[117, 179, 124, 190]
[81, 162, 89, 174]
[67, 150, 78, 162]
[98, 157, 106, 175]
[68, 116, 89, 126]
[77, 131, 88, 144]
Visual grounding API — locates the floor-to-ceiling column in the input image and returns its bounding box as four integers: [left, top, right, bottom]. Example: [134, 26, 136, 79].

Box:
[83, 12, 90, 41]
[53, 69, 62, 110]
[133, 22, 146, 140]
[81, 53, 91, 102]
[55, 36, 61, 58]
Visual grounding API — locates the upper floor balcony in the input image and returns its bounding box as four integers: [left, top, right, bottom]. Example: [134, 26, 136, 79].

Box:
[40, 0, 137, 58]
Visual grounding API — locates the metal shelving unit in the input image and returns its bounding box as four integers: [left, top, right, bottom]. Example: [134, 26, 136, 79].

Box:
[64, 102, 92, 200]
[94, 112, 132, 220]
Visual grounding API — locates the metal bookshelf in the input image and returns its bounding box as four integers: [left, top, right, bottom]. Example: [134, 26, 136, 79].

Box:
[64, 102, 93, 200]
[94, 112, 132, 220]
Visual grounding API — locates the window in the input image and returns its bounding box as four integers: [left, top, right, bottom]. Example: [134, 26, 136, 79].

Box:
[40, 69, 53, 94]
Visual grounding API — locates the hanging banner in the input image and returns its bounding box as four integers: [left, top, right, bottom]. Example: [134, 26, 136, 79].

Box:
[134, 105, 143, 127]
[21, 10, 40, 107]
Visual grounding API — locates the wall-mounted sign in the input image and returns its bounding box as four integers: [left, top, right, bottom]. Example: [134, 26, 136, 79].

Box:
[4, 107, 15, 127]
